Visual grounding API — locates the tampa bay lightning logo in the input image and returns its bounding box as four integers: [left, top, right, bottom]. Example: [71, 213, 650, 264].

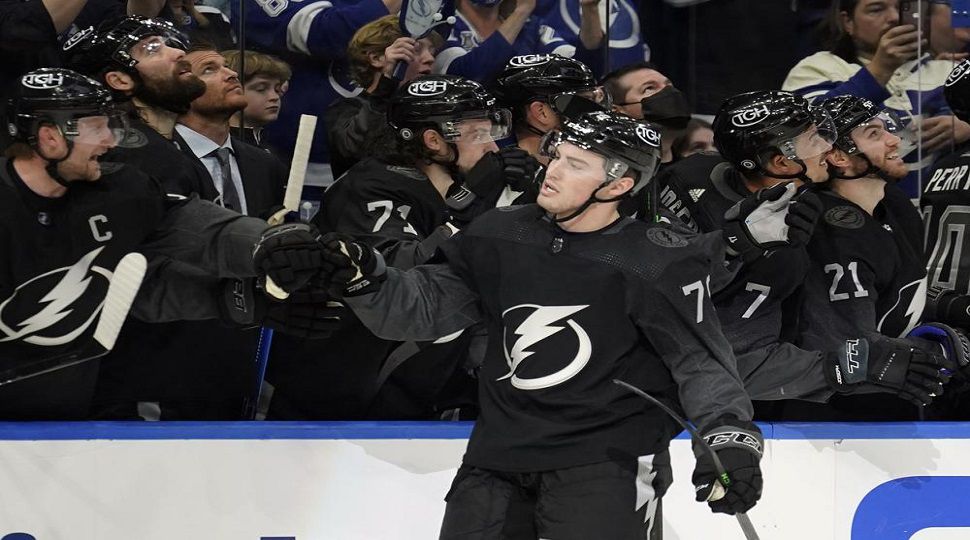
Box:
[500, 304, 592, 390]
[328, 60, 363, 99]
[558, 0, 639, 48]
[0, 247, 112, 346]
[877, 278, 927, 338]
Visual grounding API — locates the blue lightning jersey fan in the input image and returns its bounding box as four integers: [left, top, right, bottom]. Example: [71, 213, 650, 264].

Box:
[434, 11, 604, 82]
[534, 0, 648, 73]
[231, 0, 390, 184]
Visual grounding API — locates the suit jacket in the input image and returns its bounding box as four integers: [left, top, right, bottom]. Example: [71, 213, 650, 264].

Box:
[172, 129, 287, 217]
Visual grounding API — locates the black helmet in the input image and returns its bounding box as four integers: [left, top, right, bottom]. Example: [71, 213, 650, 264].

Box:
[713, 90, 836, 179]
[945, 59, 970, 123]
[6, 68, 113, 146]
[63, 16, 189, 76]
[817, 94, 900, 179]
[540, 110, 663, 196]
[388, 74, 511, 142]
[490, 54, 609, 112]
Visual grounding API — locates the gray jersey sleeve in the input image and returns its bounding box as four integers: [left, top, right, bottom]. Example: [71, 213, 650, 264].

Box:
[737, 342, 832, 402]
[139, 196, 266, 278]
[637, 240, 754, 428]
[344, 263, 483, 342]
[130, 257, 223, 323]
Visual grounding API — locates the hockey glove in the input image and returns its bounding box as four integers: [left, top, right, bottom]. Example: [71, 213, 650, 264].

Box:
[448, 147, 541, 212]
[320, 232, 386, 297]
[908, 322, 970, 377]
[218, 278, 346, 339]
[692, 416, 764, 515]
[824, 334, 957, 407]
[925, 286, 970, 331]
[252, 223, 325, 295]
[722, 182, 821, 263]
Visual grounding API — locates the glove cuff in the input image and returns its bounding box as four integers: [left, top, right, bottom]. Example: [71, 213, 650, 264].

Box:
[697, 416, 763, 459]
[218, 278, 264, 328]
[344, 247, 387, 297]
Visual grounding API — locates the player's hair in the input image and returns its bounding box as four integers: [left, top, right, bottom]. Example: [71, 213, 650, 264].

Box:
[347, 15, 405, 88]
[825, 0, 862, 64]
[4, 142, 35, 160]
[601, 61, 662, 105]
[221, 49, 292, 84]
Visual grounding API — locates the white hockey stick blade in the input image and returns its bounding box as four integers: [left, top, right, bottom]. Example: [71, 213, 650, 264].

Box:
[283, 114, 317, 214]
[94, 252, 147, 351]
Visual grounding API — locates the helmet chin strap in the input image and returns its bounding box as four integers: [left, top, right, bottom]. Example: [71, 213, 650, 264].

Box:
[550, 178, 634, 224]
[756, 157, 815, 186]
[35, 139, 75, 188]
[832, 154, 880, 180]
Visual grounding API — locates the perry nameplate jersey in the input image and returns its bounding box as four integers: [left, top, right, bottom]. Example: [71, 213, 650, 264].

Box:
[534, 0, 648, 72]
[0, 159, 164, 359]
[316, 158, 450, 265]
[922, 143, 970, 294]
[798, 185, 927, 353]
[231, 0, 388, 167]
[434, 12, 576, 81]
[442, 205, 748, 472]
[659, 153, 810, 354]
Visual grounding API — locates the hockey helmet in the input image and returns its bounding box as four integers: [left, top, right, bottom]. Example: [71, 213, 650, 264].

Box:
[538, 110, 663, 196]
[64, 16, 189, 76]
[490, 55, 610, 113]
[818, 95, 900, 155]
[945, 59, 970, 124]
[713, 90, 836, 177]
[7, 68, 127, 147]
[388, 74, 511, 143]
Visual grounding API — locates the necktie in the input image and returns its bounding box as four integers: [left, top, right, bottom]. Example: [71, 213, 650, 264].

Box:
[211, 147, 242, 212]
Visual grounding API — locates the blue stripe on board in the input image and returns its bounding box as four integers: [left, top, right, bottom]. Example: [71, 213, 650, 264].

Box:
[0, 421, 968, 440]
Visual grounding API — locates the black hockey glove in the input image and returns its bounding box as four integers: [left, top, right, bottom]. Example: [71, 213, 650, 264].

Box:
[252, 223, 325, 296]
[925, 286, 970, 331]
[218, 278, 347, 339]
[692, 416, 764, 515]
[319, 232, 386, 297]
[448, 147, 541, 212]
[722, 182, 821, 263]
[824, 333, 958, 407]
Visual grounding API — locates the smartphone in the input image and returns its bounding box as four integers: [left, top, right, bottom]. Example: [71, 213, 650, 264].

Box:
[899, 0, 930, 36]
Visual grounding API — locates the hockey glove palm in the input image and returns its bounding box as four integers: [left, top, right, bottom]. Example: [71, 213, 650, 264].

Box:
[252, 223, 326, 296]
[320, 232, 386, 297]
[692, 417, 764, 515]
[824, 333, 958, 406]
[723, 182, 822, 263]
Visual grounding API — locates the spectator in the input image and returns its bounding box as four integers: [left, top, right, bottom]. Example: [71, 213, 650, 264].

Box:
[434, 0, 605, 82]
[222, 49, 291, 151]
[783, 0, 970, 196]
[161, 0, 235, 50]
[327, 14, 439, 178]
[535, 0, 649, 72]
[671, 118, 715, 160]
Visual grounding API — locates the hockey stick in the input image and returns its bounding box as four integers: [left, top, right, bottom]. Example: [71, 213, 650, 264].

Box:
[246, 114, 317, 419]
[613, 379, 761, 540]
[0, 253, 147, 386]
[392, 0, 456, 80]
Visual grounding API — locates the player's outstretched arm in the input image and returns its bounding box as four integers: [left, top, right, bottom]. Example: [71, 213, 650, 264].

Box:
[320, 233, 482, 342]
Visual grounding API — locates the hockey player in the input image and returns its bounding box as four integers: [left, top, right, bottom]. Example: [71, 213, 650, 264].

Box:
[791, 94, 966, 420]
[230, 0, 404, 184]
[63, 16, 217, 198]
[266, 75, 531, 419]
[434, 0, 605, 83]
[0, 68, 340, 419]
[317, 111, 776, 537]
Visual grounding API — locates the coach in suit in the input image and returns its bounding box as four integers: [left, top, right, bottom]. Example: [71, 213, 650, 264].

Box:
[92, 41, 289, 420]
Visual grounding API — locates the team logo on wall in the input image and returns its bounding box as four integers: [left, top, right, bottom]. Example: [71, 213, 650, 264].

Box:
[500, 304, 591, 390]
[731, 105, 771, 127]
[408, 79, 449, 97]
[946, 60, 970, 87]
[0, 248, 112, 346]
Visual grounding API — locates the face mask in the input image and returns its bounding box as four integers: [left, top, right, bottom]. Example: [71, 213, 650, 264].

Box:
[640, 86, 692, 130]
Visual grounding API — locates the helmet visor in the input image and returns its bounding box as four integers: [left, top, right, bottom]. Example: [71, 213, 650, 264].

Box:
[538, 130, 630, 181]
[850, 111, 902, 157]
[783, 109, 837, 162]
[68, 111, 133, 174]
[440, 108, 512, 144]
[553, 85, 612, 111]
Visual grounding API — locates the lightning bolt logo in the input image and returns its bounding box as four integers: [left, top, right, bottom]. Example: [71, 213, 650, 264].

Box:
[0, 247, 112, 346]
[877, 278, 927, 337]
[500, 304, 592, 390]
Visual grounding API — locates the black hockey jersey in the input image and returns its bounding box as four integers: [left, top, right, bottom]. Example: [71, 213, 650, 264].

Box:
[346, 205, 752, 471]
[799, 184, 927, 351]
[922, 143, 970, 294]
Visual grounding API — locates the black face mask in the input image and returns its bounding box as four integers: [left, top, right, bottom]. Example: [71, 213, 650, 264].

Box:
[640, 86, 692, 130]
